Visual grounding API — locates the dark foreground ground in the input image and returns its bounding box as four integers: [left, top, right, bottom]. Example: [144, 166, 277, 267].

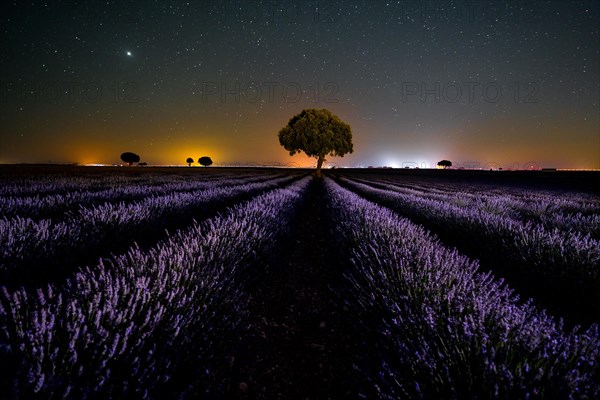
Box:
[222, 178, 364, 399]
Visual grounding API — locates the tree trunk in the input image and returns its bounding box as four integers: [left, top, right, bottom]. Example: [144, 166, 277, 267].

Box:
[316, 155, 325, 178]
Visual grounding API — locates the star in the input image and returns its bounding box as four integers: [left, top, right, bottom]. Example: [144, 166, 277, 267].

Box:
[1, 1, 597, 169]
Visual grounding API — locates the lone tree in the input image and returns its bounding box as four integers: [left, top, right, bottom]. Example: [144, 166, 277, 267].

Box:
[278, 108, 353, 177]
[198, 156, 213, 167]
[437, 160, 452, 169]
[120, 152, 140, 166]
[186, 157, 194, 167]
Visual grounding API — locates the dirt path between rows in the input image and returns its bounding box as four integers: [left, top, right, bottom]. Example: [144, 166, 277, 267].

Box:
[224, 178, 365, 399]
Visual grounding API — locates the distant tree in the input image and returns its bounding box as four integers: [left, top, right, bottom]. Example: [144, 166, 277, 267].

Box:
[186, 157, 194, 167]
[198, 156, 213, 167]
[437, 160, 452, 169]
[121, 152, 140, 166]
[278, 108, 353, 178]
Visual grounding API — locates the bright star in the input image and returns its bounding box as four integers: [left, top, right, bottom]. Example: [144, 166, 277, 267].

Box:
[126, 51, 132, 56]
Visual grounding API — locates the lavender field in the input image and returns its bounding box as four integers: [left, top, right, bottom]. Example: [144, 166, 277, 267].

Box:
[0, 166, 598, 399]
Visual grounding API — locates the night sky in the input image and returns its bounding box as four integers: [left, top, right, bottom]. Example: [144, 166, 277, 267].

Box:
[1, 1, 598, 169]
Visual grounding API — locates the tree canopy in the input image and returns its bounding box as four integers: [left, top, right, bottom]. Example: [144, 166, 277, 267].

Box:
[278, 108, 353, 177]
[186, 157, 194, 166]
[198, 156, 213, 167]
[120, 152, 140, 166]
[437, 160, 452, 169]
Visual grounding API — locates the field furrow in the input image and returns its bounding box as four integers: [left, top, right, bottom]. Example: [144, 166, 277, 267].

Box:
[0, 172, 286, 220]
[0, 173, 305, 287]
[334, 174, 600, 326]
[324, 177, 600, 399]
[346, 175, 600, 238]
[1, 167, 598, 399]
[221, 178, 365, 399]
[0, 176, 311, 399]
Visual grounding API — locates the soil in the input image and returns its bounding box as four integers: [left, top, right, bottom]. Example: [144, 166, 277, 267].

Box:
[222, 178, 365, 399]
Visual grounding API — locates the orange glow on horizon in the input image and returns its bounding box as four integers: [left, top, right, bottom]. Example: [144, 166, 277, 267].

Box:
[2, 109, 597, 170]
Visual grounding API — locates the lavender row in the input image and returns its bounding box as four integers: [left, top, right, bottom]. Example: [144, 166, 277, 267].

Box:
[0, 176, 310, 399]
[337, 177, 600, 321]
[364, 175, 600, 215]
[355, 173, 600, 211]
[341, 176, 600, 271]
[384, 175, 600, 236]
[349, 175, 600, 239]
[0, 169, 247, 197]
[324, 178, 600, 399]
[0, 173, 302, 282]
[0, 172, 283, 220]
[0, 173, 168, 197]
